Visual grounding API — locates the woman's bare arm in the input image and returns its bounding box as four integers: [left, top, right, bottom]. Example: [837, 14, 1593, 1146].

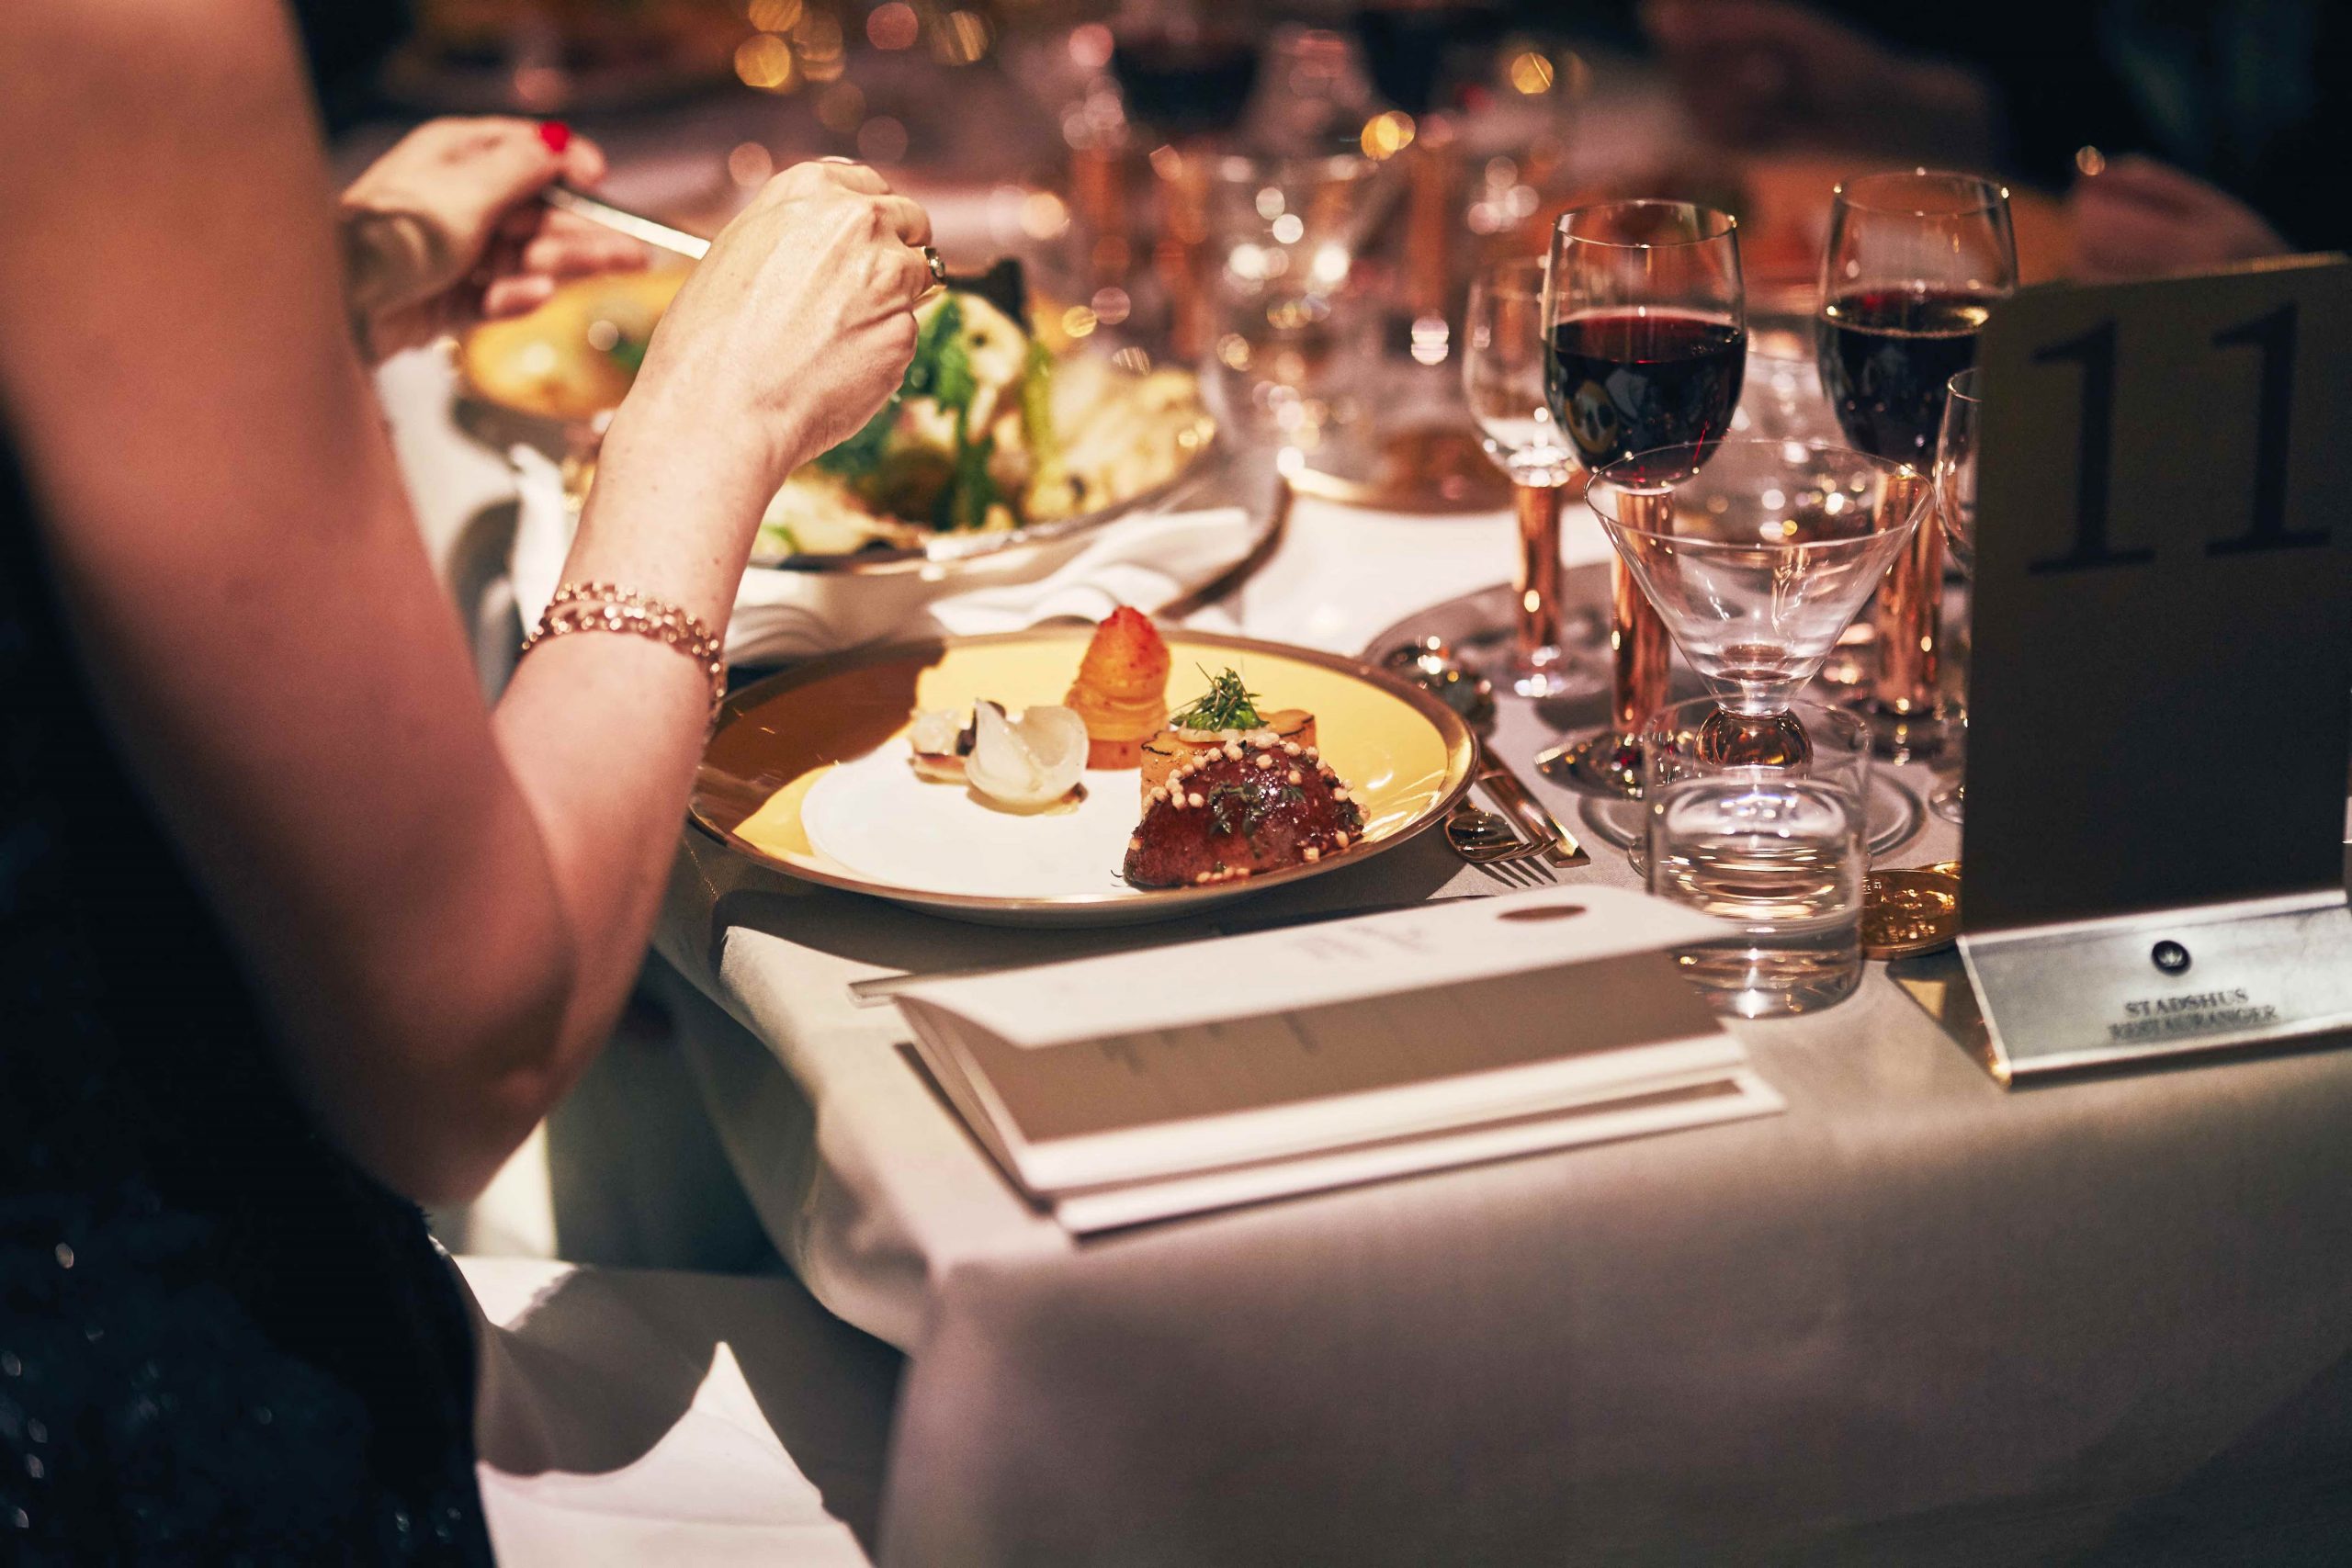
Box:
[0, 2, 924, 1203]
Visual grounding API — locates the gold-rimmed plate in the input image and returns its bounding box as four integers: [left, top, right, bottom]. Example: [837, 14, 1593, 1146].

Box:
[691, 629, 1478, 927]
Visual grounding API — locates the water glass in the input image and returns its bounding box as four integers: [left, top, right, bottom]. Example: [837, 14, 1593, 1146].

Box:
[1647, 771, 1866, 1017]
[1630, 696, 1871, 875]
[1193, 150, 1396, 442]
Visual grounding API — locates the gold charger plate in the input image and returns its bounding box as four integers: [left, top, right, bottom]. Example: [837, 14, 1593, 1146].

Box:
[691, 628, 1478, 927]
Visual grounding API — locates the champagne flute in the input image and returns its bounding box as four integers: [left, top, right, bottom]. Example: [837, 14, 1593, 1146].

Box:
[1540, 199, 1747, 796]
[1463, 258, 1594, 698]
[1928, 367, 1982, 821]
[1816, 169, 2015, 756]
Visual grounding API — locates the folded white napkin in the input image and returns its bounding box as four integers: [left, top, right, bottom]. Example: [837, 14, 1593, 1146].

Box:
[509, 446, 1259, 666]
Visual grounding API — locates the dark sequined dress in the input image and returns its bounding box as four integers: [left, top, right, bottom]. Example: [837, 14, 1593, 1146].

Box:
[0, 433, 494, 1561]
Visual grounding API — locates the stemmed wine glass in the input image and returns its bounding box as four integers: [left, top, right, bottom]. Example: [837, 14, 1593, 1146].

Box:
[1928, 367, 1981, 821]
[1463, 258, 1596, 698]
[1815, 169, 2015, 754]
[1539, 200, 1746, 795]
[1586, 439, 1928, 768]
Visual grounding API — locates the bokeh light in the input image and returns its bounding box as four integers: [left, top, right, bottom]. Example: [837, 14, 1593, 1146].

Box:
[816, 82, 866, 133]
[866, 2, 919, 51]
[936, 9, 993, 64]
[1068, 22, 1112, 71]
[1361, 110, 1416, 160]
[728, 141, 775, 186]
[856, 115, 910, 163]
[746, 0, 802, 31]
[734, 34, 797, 91]
[1507, 51, 1554, 96]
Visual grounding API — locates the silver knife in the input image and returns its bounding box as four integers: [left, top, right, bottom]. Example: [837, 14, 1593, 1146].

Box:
[543, 183, 711, 261]
[1474, 739, 1590, 866]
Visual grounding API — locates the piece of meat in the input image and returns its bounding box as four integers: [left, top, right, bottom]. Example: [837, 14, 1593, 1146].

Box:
[1123, 739, 1364, 888]
[1138, 709, 1316, 803]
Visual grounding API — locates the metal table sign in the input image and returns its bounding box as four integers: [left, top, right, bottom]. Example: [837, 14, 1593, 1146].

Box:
[1960, 254, 2352, 1081]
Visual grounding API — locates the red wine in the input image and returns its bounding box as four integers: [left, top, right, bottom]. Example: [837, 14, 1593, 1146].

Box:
[1110, 28, 1260, 138]
[1545, 310, 1747, 479]
[1816, 288, 1995, 459]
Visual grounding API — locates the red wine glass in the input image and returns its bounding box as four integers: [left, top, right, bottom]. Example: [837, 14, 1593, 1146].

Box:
[1815, 169, 2014, 755]
[1538, 199, 1746, 797]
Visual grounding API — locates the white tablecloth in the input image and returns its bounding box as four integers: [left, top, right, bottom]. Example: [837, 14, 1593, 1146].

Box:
[386, 333, 2352, 1568]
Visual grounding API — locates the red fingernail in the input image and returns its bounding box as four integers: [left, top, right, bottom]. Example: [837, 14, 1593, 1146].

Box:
[537, 121, 572, 153]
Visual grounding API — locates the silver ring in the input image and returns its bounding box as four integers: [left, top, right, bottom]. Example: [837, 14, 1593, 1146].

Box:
[922, 245, 947, 287]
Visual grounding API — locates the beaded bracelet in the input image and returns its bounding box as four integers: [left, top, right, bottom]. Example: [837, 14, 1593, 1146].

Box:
[519, 581, 728, 716]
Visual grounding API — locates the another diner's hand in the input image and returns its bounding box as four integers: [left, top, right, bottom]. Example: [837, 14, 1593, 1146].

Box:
[1640, 0, 1996, 164]
[2068, 154, 2291, 280]
[615, 159, 933, 500]
[338, 117, 645, 361]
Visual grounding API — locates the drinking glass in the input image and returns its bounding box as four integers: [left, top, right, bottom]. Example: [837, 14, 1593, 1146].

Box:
[1816, 169, 2015, 753]
[1729, 351, 1835, 444]
[1106, 0, 1262, 143]
[1586, 438, 1925, 768]
[1627, 695, 1873, 873]
[1648, 771, 1866, 1016]
[1541, 200, 1747, 796]
[1928, 366, 1981, 821]
[1195, 151, 1397, 446]
[1463, 259, 1595, 698]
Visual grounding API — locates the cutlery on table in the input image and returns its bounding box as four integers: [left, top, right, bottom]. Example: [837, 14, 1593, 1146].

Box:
[1471, 739, 1590, 868]
[1442, 805, 1558, 887]
[1384, 637, 1589, 868]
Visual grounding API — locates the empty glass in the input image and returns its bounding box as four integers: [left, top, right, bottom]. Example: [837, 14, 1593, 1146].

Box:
[1631, 694, 1872, 867]
[1587, 439, 1925, 769]
[1928, 367, 1982, 821]
[1730, 351, 1836, 444]
[1648, 771, 1867, 1016]
[1463, 258, 1595, 698]
[1193, 150, 1399, 445]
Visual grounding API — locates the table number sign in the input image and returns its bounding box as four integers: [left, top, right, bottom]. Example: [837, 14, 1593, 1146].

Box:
[1960, 254, 2352, 1079]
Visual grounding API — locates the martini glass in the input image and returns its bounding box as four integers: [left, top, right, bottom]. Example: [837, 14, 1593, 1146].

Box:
[1587, 438, 1926, 768]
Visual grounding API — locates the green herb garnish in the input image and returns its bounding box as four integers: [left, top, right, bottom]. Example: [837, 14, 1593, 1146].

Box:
[603, 333, 649, 377]
[815, 295, 973, 484]
[1170, 666, 1263, 732]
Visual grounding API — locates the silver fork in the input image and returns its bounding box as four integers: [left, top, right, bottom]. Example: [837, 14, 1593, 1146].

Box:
[1443, 807, 1558, 887]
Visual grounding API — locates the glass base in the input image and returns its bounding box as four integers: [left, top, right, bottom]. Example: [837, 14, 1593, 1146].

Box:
[1535, 731, 1645, 799]
[1929, 778, 1963, 823]
[1670, 940, 1864, 1017]
[1849, 700, 1953, 763]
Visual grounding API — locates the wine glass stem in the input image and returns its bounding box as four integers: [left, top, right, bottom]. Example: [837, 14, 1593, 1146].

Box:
[1512, 479, 1564, 660]
[1870, 469, 1943, 716]
[1610, 511, 1671, 737]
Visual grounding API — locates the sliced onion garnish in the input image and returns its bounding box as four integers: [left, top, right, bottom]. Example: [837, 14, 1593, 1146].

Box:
[966, 701, 1088, 807]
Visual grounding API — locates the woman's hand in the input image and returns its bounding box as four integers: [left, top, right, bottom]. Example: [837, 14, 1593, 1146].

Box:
[615, 160, 933, 497]
[339, 117, 645, 362]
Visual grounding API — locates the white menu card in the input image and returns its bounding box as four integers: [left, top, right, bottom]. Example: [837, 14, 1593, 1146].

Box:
[895, 887, 1783, 1233]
